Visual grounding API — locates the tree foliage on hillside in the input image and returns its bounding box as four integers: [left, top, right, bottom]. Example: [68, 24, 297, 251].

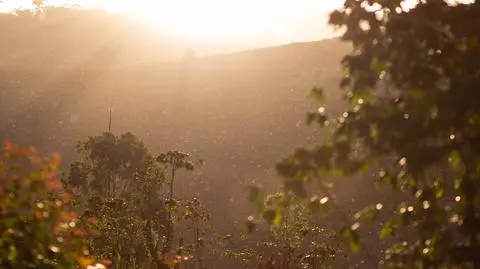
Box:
[254, 0, 480, 268]
[65, 132, 208, 269]
[156, 150, 195, 255]
[66, 132, 169, 269]
[0, 5, 123, 67]
[231, 192, 337, 269]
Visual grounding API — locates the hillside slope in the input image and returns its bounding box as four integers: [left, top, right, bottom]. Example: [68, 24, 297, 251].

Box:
[1, 36, 352, 219]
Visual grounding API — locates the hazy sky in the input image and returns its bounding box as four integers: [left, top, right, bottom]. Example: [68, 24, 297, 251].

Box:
[1, 0, 343, 46]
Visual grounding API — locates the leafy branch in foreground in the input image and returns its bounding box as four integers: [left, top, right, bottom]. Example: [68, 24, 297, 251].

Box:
[255, 0, 480, 268]
[0, 140, 107, 269]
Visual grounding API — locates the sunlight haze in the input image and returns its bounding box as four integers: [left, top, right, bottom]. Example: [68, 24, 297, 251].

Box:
[1, 0, 342, 50]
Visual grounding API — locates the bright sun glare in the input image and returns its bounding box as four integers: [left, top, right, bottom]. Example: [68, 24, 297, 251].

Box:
[2, 0, 342, 44]
[3, 0, 475, 45]
[134, 1, 286, 38]
[104, 0, 341, 43]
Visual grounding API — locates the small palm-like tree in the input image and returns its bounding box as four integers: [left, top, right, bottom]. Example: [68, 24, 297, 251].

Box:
[156, 151, 195, 255]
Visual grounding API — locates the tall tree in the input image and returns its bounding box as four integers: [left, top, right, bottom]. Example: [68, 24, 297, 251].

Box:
[156, 151, 195, 255]
[67, 132, 168, 269]
[256, 0, 480, 268]
[181, 198, 210, 269]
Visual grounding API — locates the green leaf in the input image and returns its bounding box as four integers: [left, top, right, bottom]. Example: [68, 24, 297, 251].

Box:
[350, 229, 361, 253]
[306, 112, 328, 126]
[370, 57, 387, 74]
[380, 221, 396, 239]
[273, 206, 284, 225]
[330, 168, 345, 178]
[448, 151, 461, 167]
[308, 198, 320, 214]
[369, 124, 379, 139]
[276, 161, 298, 178]
[408, 88, 427, 100]
[310, 87, 325, 103]
[285, 179, 307, 197]
[360, 161, 370, 175]
[262, 209, 276, 226]
[185, 209, 193, 218]
[355, 208, 376, 222]
[341, 227, 361, 253]
[434, 183, 445, 199]
[340, 76, 351, 88]
[247, 186, 262, 203]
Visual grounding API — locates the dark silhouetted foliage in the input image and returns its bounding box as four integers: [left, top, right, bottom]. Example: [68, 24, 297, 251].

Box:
[256, 0, 480, 268]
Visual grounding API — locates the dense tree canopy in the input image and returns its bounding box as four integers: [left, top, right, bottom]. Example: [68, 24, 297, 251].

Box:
[254, 0, 480, 268]
[64, 133, 209, 269]
[66, 132, 169, 269]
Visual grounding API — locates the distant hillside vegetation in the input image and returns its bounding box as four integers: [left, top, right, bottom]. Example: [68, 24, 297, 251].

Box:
[0, 7, 193, 68]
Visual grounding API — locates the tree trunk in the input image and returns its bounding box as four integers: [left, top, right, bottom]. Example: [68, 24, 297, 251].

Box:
[164, 165, 176, 254]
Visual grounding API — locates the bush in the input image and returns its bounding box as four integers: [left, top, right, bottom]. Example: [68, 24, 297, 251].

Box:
[0, 140, 105, 269]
